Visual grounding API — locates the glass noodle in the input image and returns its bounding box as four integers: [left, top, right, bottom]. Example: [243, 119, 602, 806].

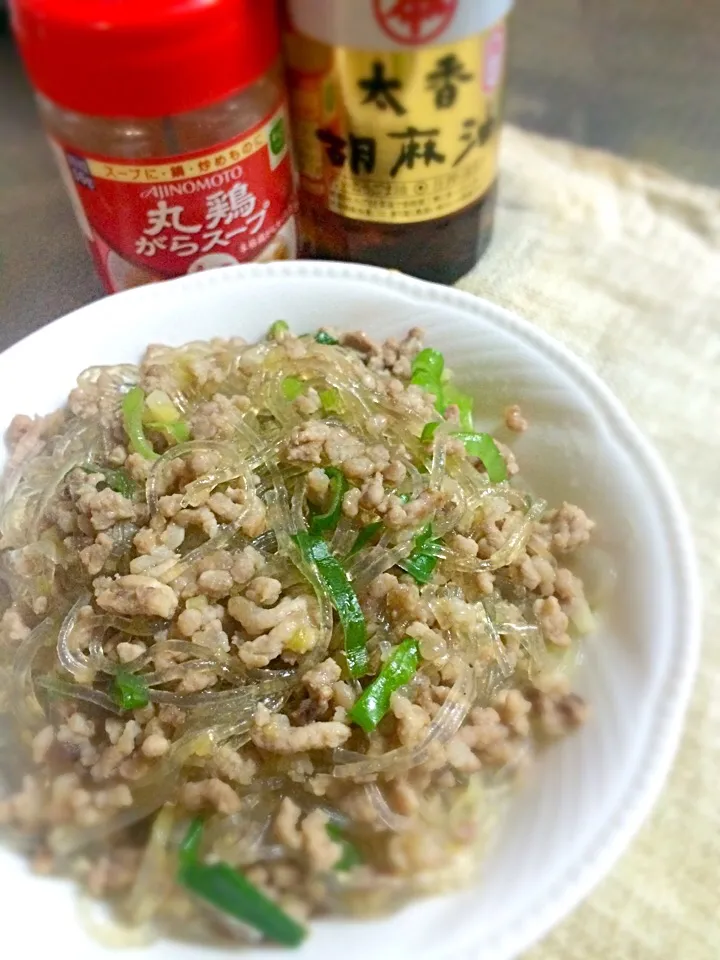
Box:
[0, 328, 594, 945]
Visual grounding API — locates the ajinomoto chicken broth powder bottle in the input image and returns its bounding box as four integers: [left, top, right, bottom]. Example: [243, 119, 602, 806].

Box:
[284, 0, 513, 284]
[12, 0, 298, 293]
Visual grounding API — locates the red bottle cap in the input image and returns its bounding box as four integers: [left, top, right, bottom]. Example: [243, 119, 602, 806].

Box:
[12, 0, 280, 118]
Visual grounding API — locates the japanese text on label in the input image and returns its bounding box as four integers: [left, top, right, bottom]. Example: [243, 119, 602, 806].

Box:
[289, 26, 506, 224]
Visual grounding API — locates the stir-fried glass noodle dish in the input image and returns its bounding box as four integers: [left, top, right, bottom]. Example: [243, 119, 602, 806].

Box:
[0, 325, 596, 946]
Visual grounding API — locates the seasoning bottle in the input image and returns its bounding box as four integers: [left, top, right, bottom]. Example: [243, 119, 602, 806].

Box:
[12, 0, 298, 293]
[284, 0, 513, 284]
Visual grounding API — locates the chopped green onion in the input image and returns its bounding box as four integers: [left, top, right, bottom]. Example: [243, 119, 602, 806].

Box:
[411, 349, 476, 426]
[319, 387, 343, 414]
[348, 638, 420, 733]
[282, 376, 305, 400]
[169, 421, 191, 443]
[144, 389, 182, 426]
[422, 419, 505, 482]
[455, 432, 507, 483]
[308, 467, 347, 535]
[268, 320, 290, 340]
[145, 420, 191, 444]
[101, 467, 136, 499]
[345, 492, 411, 558]
[111, 670, 150, 711]
[141, 391, 189, 446]
[180, 863, 306, 946]
[292, 532, 368, 677]
[410, 370, 440, 391]
[412, 348, 445, 379]
[398, 550, 438, 584]
[122, 386, 158, 461]
[315, 330, 339, 345]
[398, 524, 441, 585]
[411, 371, 444, 410]
[405, 523, 440, 555]
[179, 816, 204, 866]
[346, 520, 383, 558]
[177, 821, 306, 947]
[411, 350, 445, 411]
[420, 421, 439, 444]
[83, 464, 136, 499]
[326, 823, 362, 872]
[442, 383, 474, 431]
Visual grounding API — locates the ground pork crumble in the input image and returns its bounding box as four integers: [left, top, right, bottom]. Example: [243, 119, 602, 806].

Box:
[0, 326, 595, 944]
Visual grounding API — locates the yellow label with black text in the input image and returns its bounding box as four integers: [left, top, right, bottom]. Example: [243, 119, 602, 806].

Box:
[285, 22, 507, 224]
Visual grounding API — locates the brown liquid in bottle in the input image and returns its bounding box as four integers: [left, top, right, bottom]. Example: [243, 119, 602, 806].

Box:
[285, 5, 508, 285]
[299, 185, 498, 284]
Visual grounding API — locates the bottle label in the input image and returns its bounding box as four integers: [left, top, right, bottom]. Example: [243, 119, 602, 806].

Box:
[286, 18, 507, 225]
[50, 103, 297, 293]
[287, 0, 513, 49]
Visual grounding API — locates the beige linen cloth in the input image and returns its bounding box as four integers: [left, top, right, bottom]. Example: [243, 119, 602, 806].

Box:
[458, 127, 720, 959]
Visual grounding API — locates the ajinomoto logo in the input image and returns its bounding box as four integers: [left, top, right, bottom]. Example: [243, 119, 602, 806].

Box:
[372, 0, 458, 46]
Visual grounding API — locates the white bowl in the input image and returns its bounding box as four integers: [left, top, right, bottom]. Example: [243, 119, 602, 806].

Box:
[0, 262, 700, 960]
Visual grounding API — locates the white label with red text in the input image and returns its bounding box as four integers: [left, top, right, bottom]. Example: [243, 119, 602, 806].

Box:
[51, 104, 297, 293]
[287, 0, 513, 49]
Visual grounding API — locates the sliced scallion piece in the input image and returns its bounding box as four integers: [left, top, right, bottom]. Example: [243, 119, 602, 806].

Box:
[319, 387, 343, 414]
[177, 820, 306, 947]
[345, 492, 411, 558]
[145, 420, 190, 445]
[412, 348, 444, 380]
[282, 376, 305, 400]
[83, 464, 136, 499]
[411, 349, 476, 426]
[111, 670, 149, 711]
[410, 350, 445, 411]
[420, 421, 506, 482]
[142, 390, 190, 444]
[122, 386, 158, 461]
[292, 532, 368, 677]
[308, 467, 347, 535]
[179, 816, 204, 865]
[420, 421, 439, 444]
[326, 823, 362, 872]
[455, 432, 507, 483]
[442, 383, 474, 431]
[144, 389, 182, 425]
[398, 524, 442, 585]
[268, 320, 290, 340]
[346, 520, 383, 558]
[348, 637, 420, 733]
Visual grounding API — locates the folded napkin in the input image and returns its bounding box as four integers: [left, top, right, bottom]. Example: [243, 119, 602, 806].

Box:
[459, 126, 720, 959]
